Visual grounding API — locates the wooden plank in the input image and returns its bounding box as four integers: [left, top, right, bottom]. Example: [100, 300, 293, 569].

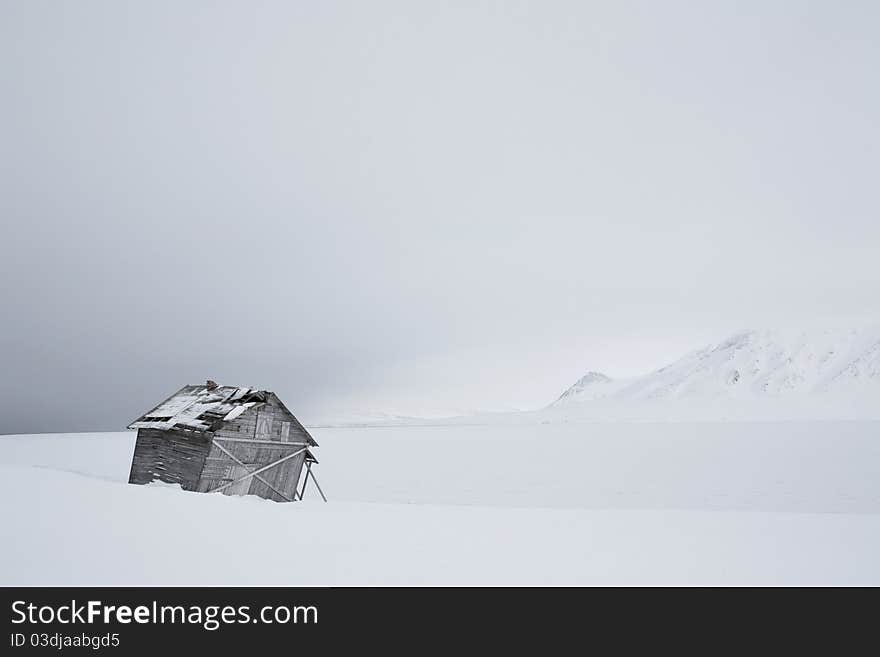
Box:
[210, 440, 293, 502]
[225, 464, 252, 496]
[255, 412, 273, 439]
[213, 437, 309, 447]
[199, 462, 233, 480]
[272, 450, 305, 502]
[209, 447, 307, 494]
[128, 428, 211, 491]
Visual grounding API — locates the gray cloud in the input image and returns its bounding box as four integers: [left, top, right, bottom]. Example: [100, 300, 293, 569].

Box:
[2, 1, 879, 432]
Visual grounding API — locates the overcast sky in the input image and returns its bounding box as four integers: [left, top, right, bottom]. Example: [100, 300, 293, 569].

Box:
[2, 1, 879, 432]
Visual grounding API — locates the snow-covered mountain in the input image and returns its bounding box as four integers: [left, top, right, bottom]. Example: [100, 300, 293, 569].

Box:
[552, 371, 623, 403]
[553, 328, 880, 407]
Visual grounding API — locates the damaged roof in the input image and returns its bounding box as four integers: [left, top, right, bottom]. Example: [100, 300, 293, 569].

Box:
[128, 384, 316, 445]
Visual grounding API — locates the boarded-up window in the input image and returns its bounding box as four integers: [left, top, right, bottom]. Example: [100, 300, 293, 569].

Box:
[281, 421, 291, 441]
[256, 415, 273, 439]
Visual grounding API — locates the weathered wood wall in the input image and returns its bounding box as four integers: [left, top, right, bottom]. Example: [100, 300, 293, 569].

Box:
[195, 396, 311, 502]
[127, 428, 212, 490]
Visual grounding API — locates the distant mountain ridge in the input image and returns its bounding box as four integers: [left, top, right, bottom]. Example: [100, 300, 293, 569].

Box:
[553, 328, 880, 407]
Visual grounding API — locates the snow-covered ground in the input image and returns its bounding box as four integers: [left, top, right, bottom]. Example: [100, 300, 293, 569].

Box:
[1, 421, 879, 585]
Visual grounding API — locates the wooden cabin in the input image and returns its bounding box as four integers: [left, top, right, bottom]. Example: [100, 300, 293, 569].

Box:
[127, 381, 325, 502]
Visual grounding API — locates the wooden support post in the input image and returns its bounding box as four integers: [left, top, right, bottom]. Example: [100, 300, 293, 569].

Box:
[307, 466, 327, 502]
[299, 462, 311, 499]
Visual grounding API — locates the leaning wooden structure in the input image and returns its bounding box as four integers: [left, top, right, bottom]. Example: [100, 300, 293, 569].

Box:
[127, 381, 326, 502]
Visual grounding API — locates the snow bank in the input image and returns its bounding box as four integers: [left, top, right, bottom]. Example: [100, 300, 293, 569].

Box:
[1, 421, 878, 585]
[1, 464, 879, 586]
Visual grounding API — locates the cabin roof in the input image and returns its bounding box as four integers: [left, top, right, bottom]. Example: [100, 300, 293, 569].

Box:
[128, 384, 317, 446]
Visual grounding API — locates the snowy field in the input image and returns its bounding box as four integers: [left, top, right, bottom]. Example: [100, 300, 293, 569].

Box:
[2, 421, 879, 585]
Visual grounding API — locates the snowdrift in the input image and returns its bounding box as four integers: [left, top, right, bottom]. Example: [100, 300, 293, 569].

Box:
[1, 421, 879, 585]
